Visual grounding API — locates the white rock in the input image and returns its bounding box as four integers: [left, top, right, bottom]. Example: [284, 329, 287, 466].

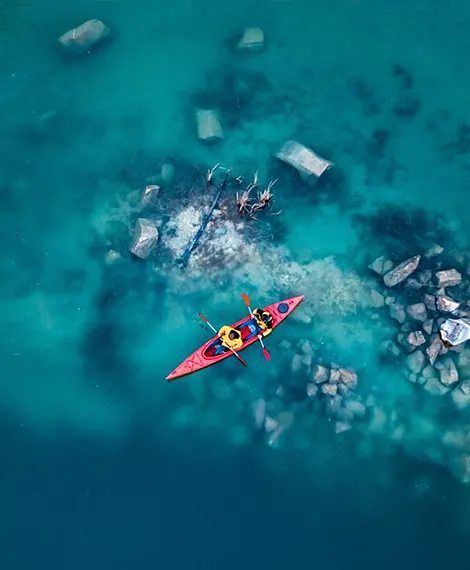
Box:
[436, 269, 462, 288]
[275, 140, 333, 182]
[321, 383, 338, 396]
[407, 303, 427, 322]
[290, 308, 312, 324]
[339, 368, 358, 388]
[312, 364, 329, 384]
[329, 369, 341, 384]
[437, 296, 460, 314]
[236, 27, 265, 52]
[279, 340, 292, 351]
[440, 318, 470, 346]
[298, 339, 313, 356]
[58, 19, 110, 55]
[407, 350, 425, 374]
[266, 412, 293, 447]
[407, 331, 426, 347]
[448, 454, 470, 484]
[140, 184, 160, 208]
[196, 108, 223, 142]
[383, 255, 421, 287]
[129, 218, 159, 259]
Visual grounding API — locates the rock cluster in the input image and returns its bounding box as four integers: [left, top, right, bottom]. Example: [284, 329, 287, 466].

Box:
[369, 249, 470, 406]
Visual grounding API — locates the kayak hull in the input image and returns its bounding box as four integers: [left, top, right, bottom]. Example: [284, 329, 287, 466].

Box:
[166, 295, 304, 381]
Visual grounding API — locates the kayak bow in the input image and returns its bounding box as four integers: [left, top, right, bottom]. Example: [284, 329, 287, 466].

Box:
[166, 295, 304, 381]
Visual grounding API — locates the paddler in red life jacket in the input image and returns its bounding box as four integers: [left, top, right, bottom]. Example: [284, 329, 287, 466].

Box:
[218, 326, 243, 350]
[253, 308, 273, 337]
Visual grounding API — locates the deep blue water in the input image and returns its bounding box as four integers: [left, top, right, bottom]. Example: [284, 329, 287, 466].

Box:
[2, 0, 470, 568]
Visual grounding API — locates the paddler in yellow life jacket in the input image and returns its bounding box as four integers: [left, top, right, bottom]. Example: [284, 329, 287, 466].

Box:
[253, 308, 273, 337]
[218, 326, 243, 350]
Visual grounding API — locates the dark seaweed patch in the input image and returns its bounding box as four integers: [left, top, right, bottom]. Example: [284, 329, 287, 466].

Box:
[348, 78, 384, 115]
[445, 122, 470, 155]
[368, 128, 389, 159]
[392, 64, 414, 90]
[393, 97, 420, 119]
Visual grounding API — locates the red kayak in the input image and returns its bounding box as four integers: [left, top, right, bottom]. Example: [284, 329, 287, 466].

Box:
[166, 295, 304, 381]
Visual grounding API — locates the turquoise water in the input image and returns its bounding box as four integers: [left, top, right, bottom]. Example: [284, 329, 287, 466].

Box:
[2, 0, 470, 566]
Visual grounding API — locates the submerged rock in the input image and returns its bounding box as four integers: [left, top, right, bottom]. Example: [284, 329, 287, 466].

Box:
[389, 303, 406, 324]
[196, 108, 223, 142]
[275, 140, 333, 183]
[439, 357, 459, 387]
[423, 376, 450, 396]
[369, 256, 393, 276]
[440, 318, 470, 346]
[329, 369, 341, 384]
[423, 294, 436, 311]
[252, 399, 266, 429]
[335, 421, 352, 434]
[140, 184, 160, 208]
[407, 303, 427, 322]
[436, 269, 462, 288]
[383, 255, 421, 287]
[407, 350, 425, 374]
[451, 381, 470, 409]
[423, 319, 434, 336]
[306, 382, 318, 397]
[236, 27, 265, 52]
[424, 244, 444, 258]
[58, 19, 111, 55]
[129, 218, 159, 259]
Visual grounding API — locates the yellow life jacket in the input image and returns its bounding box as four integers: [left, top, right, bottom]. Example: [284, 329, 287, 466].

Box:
[253, 309, 273, 337]
[218, 325, 243, 350]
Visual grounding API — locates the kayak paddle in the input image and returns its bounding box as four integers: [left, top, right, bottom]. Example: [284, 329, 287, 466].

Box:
[197, 312, 248, 367]
[241, 293, 271, 361]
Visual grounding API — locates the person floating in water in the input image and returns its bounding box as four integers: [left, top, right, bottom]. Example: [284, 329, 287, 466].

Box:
[218, 325, 243, 350]
[253, 308, 273, 336]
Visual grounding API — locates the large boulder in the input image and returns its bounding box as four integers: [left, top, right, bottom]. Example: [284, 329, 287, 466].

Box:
[389, 303, 406, 324]
[368, 256, 393, 276]
[407, 303, 427, 322]
[426, 335, 443, 365]
[58, 19, 111, 55]
[437, 296, 460, 314]
[275, 140, 333, 183]
[383, 255, 421, 287]
[312, 364, 329, 384]
[435, 269, 462, 288]
[407, 350, 425, 374]
[129, 218, 159, 259]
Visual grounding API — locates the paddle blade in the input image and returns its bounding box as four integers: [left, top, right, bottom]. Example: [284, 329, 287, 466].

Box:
[241, 292, 250, 307]
[197, 312, 208, 323]
[262, 348, 271, 361]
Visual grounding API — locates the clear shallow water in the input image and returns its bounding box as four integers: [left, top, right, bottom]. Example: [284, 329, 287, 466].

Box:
[2, 0, 470, 567]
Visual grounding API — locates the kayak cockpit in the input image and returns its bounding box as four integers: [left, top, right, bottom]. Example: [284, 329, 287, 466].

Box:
[204, 318, 263, 358]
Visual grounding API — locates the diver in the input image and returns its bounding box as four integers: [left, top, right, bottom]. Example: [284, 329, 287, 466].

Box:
[218, 325, 243, 351]
[253, 308, 273, 337]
